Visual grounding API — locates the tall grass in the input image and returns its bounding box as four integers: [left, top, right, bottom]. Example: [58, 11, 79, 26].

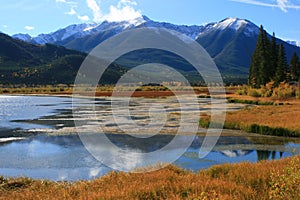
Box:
[0, 156, 299, 199]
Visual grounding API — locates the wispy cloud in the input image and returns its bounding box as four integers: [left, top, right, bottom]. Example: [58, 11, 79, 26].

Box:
[65, 7, 76, 15]
[86, 0, 102, 22]
[56, 0, 142, 23]
[277, 0, 288, 12]
[24, 26, 35, 31]
[78, 15, 90, 21]
[230, 0, 300, 12]
[2, 25, 8, 29]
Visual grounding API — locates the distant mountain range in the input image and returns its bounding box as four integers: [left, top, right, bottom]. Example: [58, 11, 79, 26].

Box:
[12, 16, 300, 76]
[3, 16, 300, 85]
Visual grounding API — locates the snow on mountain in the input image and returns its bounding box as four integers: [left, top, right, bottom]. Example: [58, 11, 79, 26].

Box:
[11, 16, 261, 47]
[198, 18, 259, 38]
[141, 20, 204, 40]
[213, 17, 248, 30]
[12, 16, 204, 44]
[11, 16, 149, 45]
[33, 23, 96, 44]
[287, 40, 300, 47]
[12, 33, 32, 42]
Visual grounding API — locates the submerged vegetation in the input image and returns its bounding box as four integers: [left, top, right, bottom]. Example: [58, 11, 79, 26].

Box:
[0, 156, 299, 199]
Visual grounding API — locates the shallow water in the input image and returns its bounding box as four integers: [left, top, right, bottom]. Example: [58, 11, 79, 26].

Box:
[0, 95, 299, 181]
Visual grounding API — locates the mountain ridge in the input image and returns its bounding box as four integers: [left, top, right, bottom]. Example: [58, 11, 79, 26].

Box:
[0, 33, 125, 85]
[10, 16, 300, 79]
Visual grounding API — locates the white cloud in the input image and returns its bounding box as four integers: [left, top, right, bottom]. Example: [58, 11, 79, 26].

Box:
[86, 0, 102, 22]
[230, 0, 300, 12]
[118, 0, 137, 8]
[65, 7, 76, 15]
[78, 15, 90, 21]
[56, 0, 66, 3]
[103, 5, 142, 22]
[2, 25, 8, 29]
[85, 0, 142, 23]
[24, 26, 35, 31]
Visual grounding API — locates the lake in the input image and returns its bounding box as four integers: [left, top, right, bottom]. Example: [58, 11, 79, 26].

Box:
[0, 95, 299, 181]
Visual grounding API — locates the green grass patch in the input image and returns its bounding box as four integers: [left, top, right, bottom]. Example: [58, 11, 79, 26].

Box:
[199, 118, 300, 137]
[227, 98, 275, 105]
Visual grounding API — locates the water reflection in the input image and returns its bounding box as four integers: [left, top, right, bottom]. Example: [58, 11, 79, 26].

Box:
[0, 134, 299, 181]
[256, 150, 284, 161]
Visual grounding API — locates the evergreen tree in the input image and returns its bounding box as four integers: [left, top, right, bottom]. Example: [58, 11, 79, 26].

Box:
[249, 26, 263, 87]
[289, 52, 300, 81]
[258, 29, 272, 85]
[274, 43, 287, 86]
[248, 26, 272, 88]
[270, 33, 278, 78]
[248, 38, 261, 88]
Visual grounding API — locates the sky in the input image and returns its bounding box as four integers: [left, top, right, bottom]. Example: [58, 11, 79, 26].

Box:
[0, 0, 300, 42]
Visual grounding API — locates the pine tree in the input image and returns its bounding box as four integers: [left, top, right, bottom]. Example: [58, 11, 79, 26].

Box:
[248, 39, 261, 88]
[258, 29, 272, 85]
[249, 26, 262, 88]
[270, 33, 278, 78]
[248, 26, 272, 88]
[290, 53, 299, 81]
[274, 43, 287, 86]
[289, 52, 299, 81]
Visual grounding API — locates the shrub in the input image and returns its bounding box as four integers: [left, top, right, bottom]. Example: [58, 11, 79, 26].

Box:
[247, 88, 261, 97]
[235, 85, 248, 95]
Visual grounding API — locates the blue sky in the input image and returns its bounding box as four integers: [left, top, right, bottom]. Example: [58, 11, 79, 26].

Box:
[0, 0, 300, 41]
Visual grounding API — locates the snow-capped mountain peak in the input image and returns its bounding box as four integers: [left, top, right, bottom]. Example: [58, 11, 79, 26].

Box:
[198, 17, 258, 38]
[127, 15, 149, 26]
[11, 16, 259, 47]
[214, 18, 248, 31]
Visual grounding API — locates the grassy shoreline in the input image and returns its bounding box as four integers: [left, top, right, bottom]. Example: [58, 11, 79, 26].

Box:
[201, 93, 300, 137]
[0, 86, 210, 97]
[0, 156, 299, 199]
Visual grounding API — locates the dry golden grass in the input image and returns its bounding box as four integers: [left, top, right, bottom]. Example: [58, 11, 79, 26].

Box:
[224, 95, 300, 132]
[0, 156, 299, 200]
[226, 104, 300, 132]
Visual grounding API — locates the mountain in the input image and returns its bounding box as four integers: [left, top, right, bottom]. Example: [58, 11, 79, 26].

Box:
[13, 16, 204, 53]
[11, 16, 300, 81]
[197, 18, 300, 76]
[0, 33, 125, 85]
[196, 18, 259, 75]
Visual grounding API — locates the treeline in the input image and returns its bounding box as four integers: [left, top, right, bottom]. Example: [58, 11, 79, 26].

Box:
[249, 26, 300, 88]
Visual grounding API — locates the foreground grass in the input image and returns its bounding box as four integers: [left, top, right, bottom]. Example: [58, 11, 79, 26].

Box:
[0, 156, 299, 200]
